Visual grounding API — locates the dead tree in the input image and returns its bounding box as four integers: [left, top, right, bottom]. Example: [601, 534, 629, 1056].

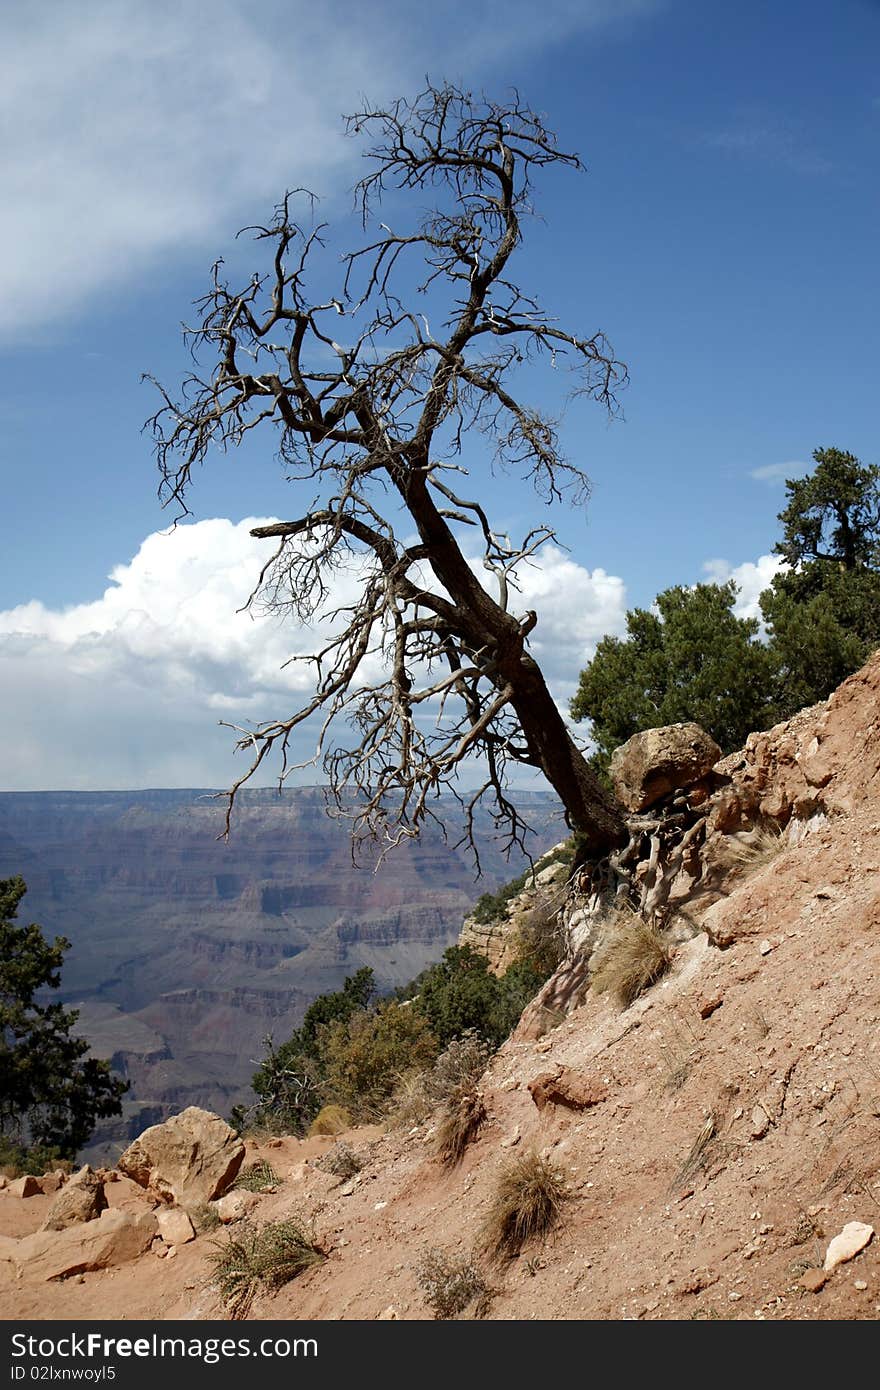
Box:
[147, 83, 628, 865]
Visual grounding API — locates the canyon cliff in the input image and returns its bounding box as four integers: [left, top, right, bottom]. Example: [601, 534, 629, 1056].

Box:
[0, 787, 564, 1155]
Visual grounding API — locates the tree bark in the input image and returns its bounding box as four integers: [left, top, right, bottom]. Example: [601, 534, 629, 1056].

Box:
[400, 466, 627, 853]
[506, 657, 627, 854]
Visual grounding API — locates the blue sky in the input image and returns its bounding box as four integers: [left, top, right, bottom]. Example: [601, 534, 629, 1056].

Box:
[0, 0, 877, 790]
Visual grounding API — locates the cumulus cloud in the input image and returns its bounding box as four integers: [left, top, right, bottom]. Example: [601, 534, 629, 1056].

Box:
[0, 519, 628, 790]
[0, 0, 658, 342]
[702, 553, 786, 623]
[508, 548, 627, 701]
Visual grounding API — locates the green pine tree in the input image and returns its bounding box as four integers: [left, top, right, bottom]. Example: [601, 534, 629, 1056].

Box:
[760, 447, 880, 715]
[0, 878, 128, 1165]
[571, 581, 778, 767]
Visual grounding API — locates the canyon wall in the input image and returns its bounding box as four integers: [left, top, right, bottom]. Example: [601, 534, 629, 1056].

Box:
[0, 787, 563, 1156]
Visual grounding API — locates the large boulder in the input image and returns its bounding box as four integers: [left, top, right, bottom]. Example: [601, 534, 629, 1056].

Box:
[611, 723, 722, 812]
[117, 1107, 245, 1208]
[41, 1166, 107, 1231]
[2, 1209, 157, 1282]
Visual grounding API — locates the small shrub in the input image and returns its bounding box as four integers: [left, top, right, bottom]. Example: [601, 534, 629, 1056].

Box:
[209, 1219, 324, 1319]
[191, 1202, 221, 1234]
[316, 1140, 362, 1180]
[393, 1031, 491, 1128]
[239, 1037, 324, 1137]
[0, 1136, 66, 1178]
[234, 1159, 279, 1193]
[470, 870, 532, 925]
[590, 914, 672, 1007]
[436, 1087, 487, 1166]
[308, 1104, 352, 1137]
[481, 1150, 569, 1260]
[412, 945, 540, 1050]
[416, 1248, 491, 1319]
[510, 899, 568, 983]
[321, 1000, 438, 1118]
[429, 1030, 492, 1093]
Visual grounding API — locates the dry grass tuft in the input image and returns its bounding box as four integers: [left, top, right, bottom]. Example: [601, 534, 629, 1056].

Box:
[481, 1149, 569, 1260]
[670, 1112, 718, 1193]
[723, 823, 784, 873]
[209, 1219, 324, 1320]
[416, 1248, 491, 1319]
[591, 913, 672, 1007]
[234, 1159, 279, 1193]
[661, 1043, 695, 1093]
[436, 1087, 487, 1166]
[657, 1014, 700, 1093]
[307, 1103, 352, 1137]
[316, 1140, 362, 1180]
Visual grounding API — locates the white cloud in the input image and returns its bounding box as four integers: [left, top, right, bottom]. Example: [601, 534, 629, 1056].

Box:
[507, 548, 627, 699]
[0, 0, 659, 343]
[0, 2, 364, 341]
[750, 460, 809, 484]
[0, 519, 628, 790]
[702, 553, 786, 622]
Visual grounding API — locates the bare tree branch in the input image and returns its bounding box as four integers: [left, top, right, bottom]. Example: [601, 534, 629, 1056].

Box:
[147, 82, 628, 865]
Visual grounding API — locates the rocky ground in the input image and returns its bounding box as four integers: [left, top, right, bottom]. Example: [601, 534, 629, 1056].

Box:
[1, 655, 879, 1321]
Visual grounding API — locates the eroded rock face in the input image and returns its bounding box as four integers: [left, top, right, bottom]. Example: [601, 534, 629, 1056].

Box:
[41, 1166, 107, 1232]
[610, 723, 722, 813]
[528, 1068, 609, 1112]
[117, 1107, 244, 1208]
